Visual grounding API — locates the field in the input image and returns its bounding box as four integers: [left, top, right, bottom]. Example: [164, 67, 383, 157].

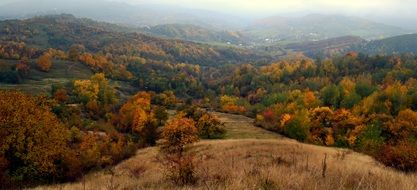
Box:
[0, 59, 93, 94]
[0, 59, 138, 98]
[32, 112, 417, 190]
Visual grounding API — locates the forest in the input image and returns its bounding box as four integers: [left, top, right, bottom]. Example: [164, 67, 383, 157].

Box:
[1, 14, 417, 189]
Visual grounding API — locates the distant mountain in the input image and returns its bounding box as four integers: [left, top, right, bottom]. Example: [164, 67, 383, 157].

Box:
[285, 36, 366, 58]
[355, 33, 417, 55]
[0, 0, 246, 30]
[138, 24, 249, 45]
[0, 14, 263, 66]
[245, 14, 410, 43]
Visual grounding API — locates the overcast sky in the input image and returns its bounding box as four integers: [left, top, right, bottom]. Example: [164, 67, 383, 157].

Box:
[1, 0, 416, 18]
[109, 0, 416, 18]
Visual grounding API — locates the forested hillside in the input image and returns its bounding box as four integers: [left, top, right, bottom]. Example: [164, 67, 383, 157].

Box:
[245, 14, 410, 43]
[139, 24, 248, 45]
[285, 36, 365, 57]
[355, 33, 417, 55]
[0, 14, 263, 66]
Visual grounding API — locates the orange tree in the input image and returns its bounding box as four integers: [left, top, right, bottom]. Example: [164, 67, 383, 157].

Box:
[160, 114, 199, 185]
[160, 115, 199, 153]
[36, 52, 53, 72]
[117, 91, 159, 146]
[0, 91, 71, 184]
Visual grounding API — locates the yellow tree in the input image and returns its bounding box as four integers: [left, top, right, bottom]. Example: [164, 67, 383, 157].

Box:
[117, 91, 157, 145]
[0, 91, 70, 182]
[388, 109, 417, 143]
[73, 73, 117, 116]
[160, 114, 199, 185]
[36, 52, 52, 72]
[309, 107, 334, 145]
[161, 115, 198, 153]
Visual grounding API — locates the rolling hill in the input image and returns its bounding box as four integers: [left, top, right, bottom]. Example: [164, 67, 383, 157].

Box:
[355, 33, 417, 55]
[0, 0, 246, 30]
[285, 36, 366, 57]
[245, 14, 410, 44]
[0, 14, 264, 66]
[139, 24, 249, 45]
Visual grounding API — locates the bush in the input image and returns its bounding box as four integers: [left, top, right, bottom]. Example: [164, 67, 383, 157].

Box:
[196, 114, 226, 139]
[163, 154, 197, 185]
[376, 142, 417, 172]
[354, 124, 385, 154]
[283, 110, 310, 142]
[0, 70, 21, 84]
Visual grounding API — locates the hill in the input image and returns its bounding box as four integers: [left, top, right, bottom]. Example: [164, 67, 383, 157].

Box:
[245, 14, 409, 44]
[32, 112, 417, 190]
[139, 24, 248, 45]
[355, 33, 417, 55]
[0, 14, 263, 66]
[0, 0, 246, 30]
[285, 36, 366, 57]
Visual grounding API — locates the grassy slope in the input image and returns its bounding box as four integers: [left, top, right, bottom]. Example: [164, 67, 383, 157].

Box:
[32, 112, 417, 190]
[0, 59, 138, 98]
[0, 59, 93, 94]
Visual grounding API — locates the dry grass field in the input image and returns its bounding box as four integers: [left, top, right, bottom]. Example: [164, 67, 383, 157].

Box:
[31, 112, 417, 190]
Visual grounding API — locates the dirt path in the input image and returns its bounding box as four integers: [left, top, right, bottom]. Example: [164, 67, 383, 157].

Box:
[210, 112, 284, 139]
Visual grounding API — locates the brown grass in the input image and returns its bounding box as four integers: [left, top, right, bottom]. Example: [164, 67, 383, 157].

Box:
[210, 112, 282, 139]
[31, 112, 417, 190]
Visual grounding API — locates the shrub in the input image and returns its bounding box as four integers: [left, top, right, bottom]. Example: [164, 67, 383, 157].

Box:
[283, 110, 310, 142]
[0, 70, 21, 84]
[354, 124, 385, 154]
[196, 114, 226, 139]
[376, 142, 417, 172]
[163, 154, 197, 185]
[36, 52, 52, 72]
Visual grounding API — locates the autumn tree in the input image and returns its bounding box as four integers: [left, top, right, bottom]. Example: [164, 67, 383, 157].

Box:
[161, 115, 199, 153]
[68, 44, 85, 61]
[117, 91, 159, 145]
[153, 106, 168, 126]
[36, 52, 53, 72]
[54, 88, 69, 103]
[196, 113, 226, 139]
[0, 91, 71, 183]
[387, 109, 417, 143]
[73, 73, 117, 117]
[309, 107, 334, 145]
[282, 109, 310, 142]
[160, 115, 199, 185]
[331, 109, 364, 147]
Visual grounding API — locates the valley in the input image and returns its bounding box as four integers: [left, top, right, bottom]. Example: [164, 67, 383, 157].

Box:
[1, 1, 417, 189]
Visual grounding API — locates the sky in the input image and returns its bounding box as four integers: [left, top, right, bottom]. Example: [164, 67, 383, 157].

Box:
[1, 0, 416, 18]
[0, 0, 415, 29]
[111, 0, 417, 18]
